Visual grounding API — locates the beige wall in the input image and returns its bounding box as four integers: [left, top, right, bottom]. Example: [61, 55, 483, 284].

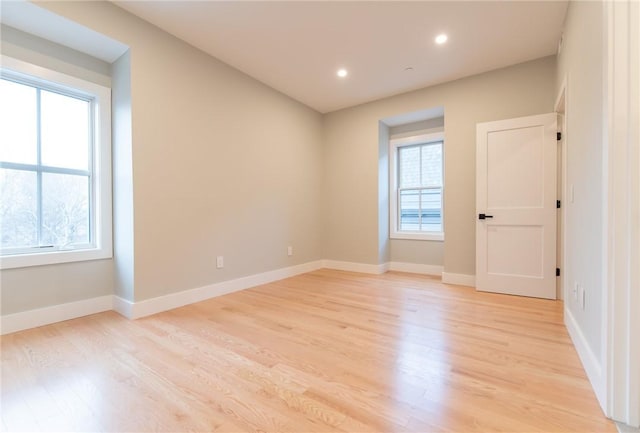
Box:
[377, 122, 391, 264]
[2, 1, 559, 316]
[41, 1, 325, 302]
[388, 117, 444, 266]
[1, 260, 113, 315]
[2, 1, 324, 312]
[111, 50, 134, 302]
[0, 24, 111, 87]
[390, 240, 444, 266]
[0, 26, 115, 315]
[556, 0, 605, 366]
[323, 56, 557, 274]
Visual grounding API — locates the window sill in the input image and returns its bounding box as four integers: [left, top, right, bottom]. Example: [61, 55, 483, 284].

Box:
[0, 247, 112, 270]
[390, 232, 444, 241]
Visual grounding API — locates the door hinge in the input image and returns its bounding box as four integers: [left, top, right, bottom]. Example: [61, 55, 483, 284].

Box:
[557, 132, 562, 141]
[556, 268, 560, 277]
[557, 200, 561, 209]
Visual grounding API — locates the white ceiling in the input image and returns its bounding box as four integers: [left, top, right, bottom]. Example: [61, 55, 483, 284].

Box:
[115, 1, 568, 113]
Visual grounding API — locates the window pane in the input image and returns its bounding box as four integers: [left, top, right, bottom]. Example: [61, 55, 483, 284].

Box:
[399, 189, 420, 231]
[421, 142, 442, 187]
[41, 90, 90, 170]
[398, 146, 420, 188]
[420, 188, 442, 232]
[0, 168, 37, 248]
[0, 79, 37, 164]
[42, 173, 89, 246]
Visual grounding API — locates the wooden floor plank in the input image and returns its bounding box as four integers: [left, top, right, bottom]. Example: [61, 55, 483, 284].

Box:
[0, 269, 616, 432]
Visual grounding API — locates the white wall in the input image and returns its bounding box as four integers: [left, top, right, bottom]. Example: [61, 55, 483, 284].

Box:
[555, 0, 606, 397]
[323, 57, 557, 275]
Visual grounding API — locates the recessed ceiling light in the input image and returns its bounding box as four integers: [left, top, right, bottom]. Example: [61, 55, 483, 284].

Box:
[435, 34, 448, 45]
[337, 68, 348, 78]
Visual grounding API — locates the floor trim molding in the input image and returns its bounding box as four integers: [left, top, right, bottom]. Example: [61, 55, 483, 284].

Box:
[322, 259, 387, 274]
[617, 422, 640, 433]
[565, 305, 605, 408]
[0, 295, 113, 335]
[117, 260, 325, 320]
[2, 259, 450, 333]
[441, 272, 476, 287]
[388, 261, 443, 276]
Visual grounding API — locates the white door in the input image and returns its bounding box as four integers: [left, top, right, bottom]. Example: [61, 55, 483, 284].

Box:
[476, 113, 557, 299]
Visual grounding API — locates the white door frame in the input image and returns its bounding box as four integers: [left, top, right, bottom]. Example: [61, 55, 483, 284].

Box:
[603, 0, 639, 427]
[554, 81, 567, 302]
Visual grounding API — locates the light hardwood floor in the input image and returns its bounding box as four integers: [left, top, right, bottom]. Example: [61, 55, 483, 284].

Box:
[1, 269, 615, 432]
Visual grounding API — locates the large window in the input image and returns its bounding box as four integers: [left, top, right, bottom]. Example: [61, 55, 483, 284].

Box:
[390, 132, 444, 241]
[0, 56, 112, 269]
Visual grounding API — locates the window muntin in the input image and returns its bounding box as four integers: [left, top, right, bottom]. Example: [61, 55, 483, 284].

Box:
[1, 78, 92, 253]
[390, 132, 444, 241]
[0, 56, 112, 269]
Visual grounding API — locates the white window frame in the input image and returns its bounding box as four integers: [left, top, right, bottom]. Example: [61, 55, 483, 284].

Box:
[390, 131, 444, 241]
[0, 56, 112, 269]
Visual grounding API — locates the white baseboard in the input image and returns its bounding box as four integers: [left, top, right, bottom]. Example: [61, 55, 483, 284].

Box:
[322, 260, 443, 276]
[124, 260, 442, 319]
[388, 261, 443, 276]
[112, 295, 134, 319]
[564, 306, 606, 409]
[616, 422, 640, 433]
[0, 295, 113, 335]
[2, 259, 453, 333]
[116, 260, 325, 320]
[322, 259, 387, 274]
[442, 272, 476, 287]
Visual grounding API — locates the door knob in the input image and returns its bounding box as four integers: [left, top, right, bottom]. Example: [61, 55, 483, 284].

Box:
[479, 213, 494, 220]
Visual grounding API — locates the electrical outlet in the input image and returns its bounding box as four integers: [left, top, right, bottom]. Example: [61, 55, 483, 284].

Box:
[287, 246, 293, 256]
[580, 286, 586, 310]
[216, 256, 224, 269]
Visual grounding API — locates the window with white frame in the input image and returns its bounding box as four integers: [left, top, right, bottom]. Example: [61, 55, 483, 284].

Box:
[390, 132, 444, 241]
[0, 56, 112, 269]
